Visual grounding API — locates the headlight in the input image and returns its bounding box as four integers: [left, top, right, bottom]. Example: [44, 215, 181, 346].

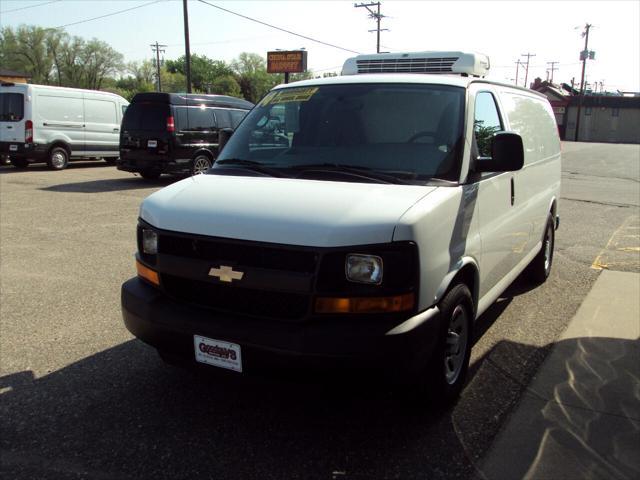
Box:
[142, 229, 158, 254]
[345, 254, 383, 284]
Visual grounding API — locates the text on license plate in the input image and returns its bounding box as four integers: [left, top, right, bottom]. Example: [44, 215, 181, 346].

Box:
[9, 144, 18, 151]
[194, 335, 242, 372]
[147, 140, 157, 148]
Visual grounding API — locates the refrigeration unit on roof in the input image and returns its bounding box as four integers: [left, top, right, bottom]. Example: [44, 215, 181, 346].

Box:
[341, 51, 490, 77]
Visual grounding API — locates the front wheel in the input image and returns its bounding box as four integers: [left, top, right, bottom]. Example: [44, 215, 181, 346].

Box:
[419, 283, 473, 405]
[528, 213, 555, 283]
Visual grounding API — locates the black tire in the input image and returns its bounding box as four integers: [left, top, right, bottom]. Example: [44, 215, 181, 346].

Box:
[528, 213, 555, 283]
[104, 157, 118, 165]
[47, 146, 69, 170]
[10, 158, 29, 169]
[419, 283, 473, 406]
[140, 169, 161, 180]
[191, 154, 213, 175]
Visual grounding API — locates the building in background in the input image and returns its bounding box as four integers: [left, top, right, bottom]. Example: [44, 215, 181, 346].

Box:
[0, 69, 31, 84]
[565, 96, 640, 144]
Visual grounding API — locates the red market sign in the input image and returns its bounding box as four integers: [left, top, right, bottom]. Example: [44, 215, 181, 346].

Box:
[267, 50, 308, 74]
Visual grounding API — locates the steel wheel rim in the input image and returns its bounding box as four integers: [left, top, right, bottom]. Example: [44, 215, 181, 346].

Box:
[544, 224, 553, 273]
[51, 151, 66, 168]
[444, 304, 469, 385]
[193, 157, 210, 175]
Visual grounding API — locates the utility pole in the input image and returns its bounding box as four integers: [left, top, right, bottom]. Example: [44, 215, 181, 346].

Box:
[547, 61, 559, 83]
[521, 52, 536, 88]
[574, 23, 593, 141]
[514, 60, 523, 86]
[150, 41, 166, 92]
[183, 0, 192, 93]
[354, 2, 387, 53]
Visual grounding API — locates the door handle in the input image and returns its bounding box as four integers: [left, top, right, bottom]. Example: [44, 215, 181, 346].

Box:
[510, 177, 515, 206]
[113, 128, 119, 132]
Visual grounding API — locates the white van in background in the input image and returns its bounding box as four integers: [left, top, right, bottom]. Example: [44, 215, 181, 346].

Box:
[0, 83, 129, 170]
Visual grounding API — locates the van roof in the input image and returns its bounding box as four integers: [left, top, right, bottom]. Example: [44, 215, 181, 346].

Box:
[272, 74, 546, 98]
[131, 92, 254, 110]
[0, 82, 128, 101]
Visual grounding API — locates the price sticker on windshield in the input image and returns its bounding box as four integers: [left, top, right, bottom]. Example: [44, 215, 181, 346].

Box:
[260, 87, 319, 107]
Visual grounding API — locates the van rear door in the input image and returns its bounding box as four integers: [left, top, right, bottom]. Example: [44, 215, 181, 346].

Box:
[120, 101, 172, 162]
[0, 87, 26, 145]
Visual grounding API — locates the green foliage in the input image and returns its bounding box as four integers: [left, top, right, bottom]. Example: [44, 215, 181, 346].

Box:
[474, 120, 501, 157]
[209, 75, 242, 97]
[165, 54, 233, 93]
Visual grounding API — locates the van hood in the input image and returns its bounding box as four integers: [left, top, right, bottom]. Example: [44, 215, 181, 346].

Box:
[140, 174, 438, 247]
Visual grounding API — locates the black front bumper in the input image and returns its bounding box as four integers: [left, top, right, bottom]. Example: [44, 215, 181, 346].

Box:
[121, 277, 442, 379]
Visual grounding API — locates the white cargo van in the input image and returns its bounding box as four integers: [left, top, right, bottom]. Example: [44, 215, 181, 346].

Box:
[0, 83, 129, 169]
[121, 51, 561, 403]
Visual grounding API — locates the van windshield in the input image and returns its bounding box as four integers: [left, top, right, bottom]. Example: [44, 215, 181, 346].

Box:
[0, 93, 24, 122]
[122, 102, 169, 131]
[215, 83, 465, 183]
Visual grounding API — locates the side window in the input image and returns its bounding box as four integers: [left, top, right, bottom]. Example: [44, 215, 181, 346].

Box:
[474, 92, 503, 158]
[121, 105, 128, 116]
[174, 106, 188, 131]
[187, 107, 216, 131]
[215, 109, 232, 129]
[229, 110, 247, 129]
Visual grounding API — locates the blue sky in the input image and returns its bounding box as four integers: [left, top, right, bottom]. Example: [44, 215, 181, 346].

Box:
[1, 0, 639, 92]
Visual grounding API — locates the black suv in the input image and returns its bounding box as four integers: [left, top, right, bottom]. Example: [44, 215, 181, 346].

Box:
[117, 93, 253, 179]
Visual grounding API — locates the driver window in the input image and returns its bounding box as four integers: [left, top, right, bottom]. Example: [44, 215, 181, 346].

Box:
[474, 92, 503, 158]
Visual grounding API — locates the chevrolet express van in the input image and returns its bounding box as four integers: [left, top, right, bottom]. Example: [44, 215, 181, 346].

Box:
[117, 93, 253, 180]
[0, 83, 129, 169]
[121, 52, 561, 403]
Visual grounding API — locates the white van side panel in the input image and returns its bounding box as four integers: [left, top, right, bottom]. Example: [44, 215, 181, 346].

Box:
[35, 91, 85, 153]
[393, 185, 482, 312]
[499, 89, 561, 246]
[83, 92, 121, 157]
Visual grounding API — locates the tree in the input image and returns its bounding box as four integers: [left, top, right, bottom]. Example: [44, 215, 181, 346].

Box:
[231, 52, 276, 103]
[0, 25, 54, 83]
[80, 39, 123, 90]
[165, 54, 234, 92]
[209, 75, 242, 97]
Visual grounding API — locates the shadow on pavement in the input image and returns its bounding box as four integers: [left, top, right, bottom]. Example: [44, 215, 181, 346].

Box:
[5, 335, 636, 479]
[40, 175, 178, 193]
[0, 161, 115, 174]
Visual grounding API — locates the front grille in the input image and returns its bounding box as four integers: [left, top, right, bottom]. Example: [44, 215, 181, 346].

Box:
[356, 57, 459, 74]
[162, 274, 310, 320]
[159, 234, 318, 274]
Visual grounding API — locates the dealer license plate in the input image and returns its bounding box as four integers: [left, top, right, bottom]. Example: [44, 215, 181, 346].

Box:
[9, 144, 18, 151]
[147, 140, 157, 148]
[194, 335, 242, 372]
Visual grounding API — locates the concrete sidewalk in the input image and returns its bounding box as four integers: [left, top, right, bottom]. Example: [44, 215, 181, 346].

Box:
[479, 270, 640, 480]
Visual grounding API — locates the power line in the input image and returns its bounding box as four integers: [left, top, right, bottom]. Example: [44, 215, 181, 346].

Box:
[151, 41, 167, 92]
[53, 0, 162, 29]
[520, 52, 536, 87]
[197, 0, 361, 55]
[0, 0, 60, 14]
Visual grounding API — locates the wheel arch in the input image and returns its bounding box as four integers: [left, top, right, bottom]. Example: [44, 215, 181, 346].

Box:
[48, 140, 72, 157]
[434, 258, 480, 319]
[191, 148, 215, 161]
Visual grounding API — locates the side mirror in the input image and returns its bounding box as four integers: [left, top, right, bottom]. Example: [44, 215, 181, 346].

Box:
[474, 132, 524, 173]
[218, 128, 234, 153]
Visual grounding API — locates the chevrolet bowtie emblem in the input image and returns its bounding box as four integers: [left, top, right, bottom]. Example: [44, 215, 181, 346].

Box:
[208, 265, 244, 283]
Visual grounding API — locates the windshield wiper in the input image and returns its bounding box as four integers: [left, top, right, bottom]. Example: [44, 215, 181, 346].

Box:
[286, 163, 411, 185]
[213, 158, 286, 178]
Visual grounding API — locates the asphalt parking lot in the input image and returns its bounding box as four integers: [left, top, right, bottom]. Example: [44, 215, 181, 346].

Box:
[1, 142, 639, 479]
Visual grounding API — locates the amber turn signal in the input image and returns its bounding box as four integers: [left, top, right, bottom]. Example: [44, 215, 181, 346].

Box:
[136, 259, 160, 286]
[315, 293, 415, 314]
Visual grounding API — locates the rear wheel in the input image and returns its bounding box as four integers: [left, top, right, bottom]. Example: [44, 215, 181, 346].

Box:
[191, 154, 212, 175]
[419, 283, 473, 405]
[48, 146, 69, 170]
[10, 158, 29, 169]
[140, 169, 161, 180]
[528, 213, 555, 283]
